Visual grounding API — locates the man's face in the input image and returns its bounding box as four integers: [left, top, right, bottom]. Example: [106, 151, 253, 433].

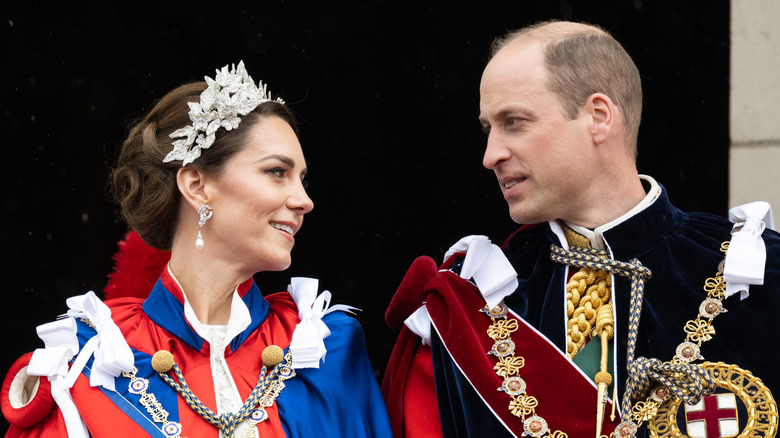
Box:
[479, 41, 594, 225]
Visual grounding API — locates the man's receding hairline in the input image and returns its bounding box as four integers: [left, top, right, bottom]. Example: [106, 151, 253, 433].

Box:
[497, 21, 608, 54]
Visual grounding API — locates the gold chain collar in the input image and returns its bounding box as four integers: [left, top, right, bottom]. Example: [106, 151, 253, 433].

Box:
[481, 240, 743, 438]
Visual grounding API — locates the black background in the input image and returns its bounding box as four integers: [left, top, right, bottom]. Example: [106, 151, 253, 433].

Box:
[2, 1, 728, 431]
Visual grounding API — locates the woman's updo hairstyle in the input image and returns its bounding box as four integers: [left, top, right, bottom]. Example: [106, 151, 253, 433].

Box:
[110, 81, 297, 250]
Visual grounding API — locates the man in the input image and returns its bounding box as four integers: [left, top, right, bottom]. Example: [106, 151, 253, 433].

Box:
[382, 20, 779, 438]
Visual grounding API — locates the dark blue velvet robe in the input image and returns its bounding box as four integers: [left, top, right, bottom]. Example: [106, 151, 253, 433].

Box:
[430, 185, 780, 437]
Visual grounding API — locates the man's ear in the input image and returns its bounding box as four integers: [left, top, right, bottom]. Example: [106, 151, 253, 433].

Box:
[177, 166, 209, 210]
[586, 93, 615, 144]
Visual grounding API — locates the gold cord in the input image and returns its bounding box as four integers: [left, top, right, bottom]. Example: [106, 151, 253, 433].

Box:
[561, 226, 615, 436]
[562, 226, 612, 359]
[566, 269, 612, 357]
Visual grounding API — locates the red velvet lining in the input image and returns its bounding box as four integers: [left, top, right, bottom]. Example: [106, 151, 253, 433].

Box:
[382, 256, 441, 437]
[403, 345, 442, 438]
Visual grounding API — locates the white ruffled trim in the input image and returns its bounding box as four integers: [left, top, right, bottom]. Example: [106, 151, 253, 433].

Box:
[724, 201, 775, 300]
[287, 277, 357, 369]
[27, 291, 134, 438]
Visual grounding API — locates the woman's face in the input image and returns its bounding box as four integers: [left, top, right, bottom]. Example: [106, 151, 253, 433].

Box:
[204, 116, 313, 273]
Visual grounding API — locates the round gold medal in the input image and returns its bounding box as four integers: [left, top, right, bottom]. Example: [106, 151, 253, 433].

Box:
[649, 362, 777, 438]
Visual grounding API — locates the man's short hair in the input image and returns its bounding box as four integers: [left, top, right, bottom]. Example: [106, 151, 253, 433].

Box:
[491, 21, 643, 157]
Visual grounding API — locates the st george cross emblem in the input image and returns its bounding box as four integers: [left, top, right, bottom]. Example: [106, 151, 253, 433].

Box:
[648, 362, 777, 437]
[684, 393, 738, 438]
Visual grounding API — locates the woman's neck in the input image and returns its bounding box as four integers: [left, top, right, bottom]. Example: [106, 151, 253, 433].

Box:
[167, 252, 250, 325]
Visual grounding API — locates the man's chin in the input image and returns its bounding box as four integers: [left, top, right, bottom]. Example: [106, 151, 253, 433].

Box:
[509, 206, 545, 225]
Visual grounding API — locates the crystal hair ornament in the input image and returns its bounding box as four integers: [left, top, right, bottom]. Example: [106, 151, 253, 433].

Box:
[163, 61, 285, 166]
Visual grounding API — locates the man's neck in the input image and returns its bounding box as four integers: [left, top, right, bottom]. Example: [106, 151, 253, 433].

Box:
[561, 175, 660, 250]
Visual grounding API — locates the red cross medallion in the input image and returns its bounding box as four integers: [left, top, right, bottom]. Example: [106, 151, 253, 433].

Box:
[685, 394, 738, 438]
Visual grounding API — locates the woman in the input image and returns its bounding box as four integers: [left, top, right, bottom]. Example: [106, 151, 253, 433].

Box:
[1, 62, 392, 437]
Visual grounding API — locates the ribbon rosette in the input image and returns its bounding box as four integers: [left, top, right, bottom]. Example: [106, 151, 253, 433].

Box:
[287, 277, 357, 369]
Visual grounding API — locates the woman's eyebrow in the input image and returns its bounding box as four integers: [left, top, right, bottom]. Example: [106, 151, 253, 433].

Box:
[257, 154, 295, 167]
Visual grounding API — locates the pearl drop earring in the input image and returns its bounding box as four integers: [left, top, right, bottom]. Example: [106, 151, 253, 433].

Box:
[195, 205, 213, 249]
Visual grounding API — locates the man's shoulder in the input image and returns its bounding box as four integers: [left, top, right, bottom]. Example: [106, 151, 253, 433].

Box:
[682, 208, 780, 247]
[500, 223, 551, 251]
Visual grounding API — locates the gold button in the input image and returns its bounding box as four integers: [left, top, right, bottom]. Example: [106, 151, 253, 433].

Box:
[152, 350, 175, 373]
[261, 345, 284, 367]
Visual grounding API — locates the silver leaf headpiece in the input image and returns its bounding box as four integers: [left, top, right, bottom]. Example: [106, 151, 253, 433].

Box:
[163, 61, 285, 166]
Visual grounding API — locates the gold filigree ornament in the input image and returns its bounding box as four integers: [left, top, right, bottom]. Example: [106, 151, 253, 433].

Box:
[632, 401, 659, 423]
[480, 302, 568, 438]
[683, 319, 715, 344]
[642, 242, 778, 438]
[509, 393, 538, 417]
[494, 356, 526, 378]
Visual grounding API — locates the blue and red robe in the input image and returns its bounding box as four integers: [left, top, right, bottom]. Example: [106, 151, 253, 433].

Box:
[2, 268, 392, 437]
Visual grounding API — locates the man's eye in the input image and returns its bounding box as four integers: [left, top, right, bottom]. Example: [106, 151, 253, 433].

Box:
[506, 118, 527, 129]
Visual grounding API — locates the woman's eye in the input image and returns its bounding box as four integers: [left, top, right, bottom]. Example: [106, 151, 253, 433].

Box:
[266, 167, 287, 178]
[301, 178, 309, 190]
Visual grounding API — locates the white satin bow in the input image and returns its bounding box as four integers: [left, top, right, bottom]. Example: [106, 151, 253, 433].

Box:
[63, 291, 135, 389]
[724, 201, 775, 299]
[445, 235, 519, 309]
[287, 277, 357, 369]
[28, 318, 88, 438]
[27, 291, 134, 438]
[404, 235, 519, 345]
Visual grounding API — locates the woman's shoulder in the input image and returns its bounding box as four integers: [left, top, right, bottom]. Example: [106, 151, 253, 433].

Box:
[103, 296, 146, 327]
[263, 290, 297, 313]
[321, 307, 361, 330]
